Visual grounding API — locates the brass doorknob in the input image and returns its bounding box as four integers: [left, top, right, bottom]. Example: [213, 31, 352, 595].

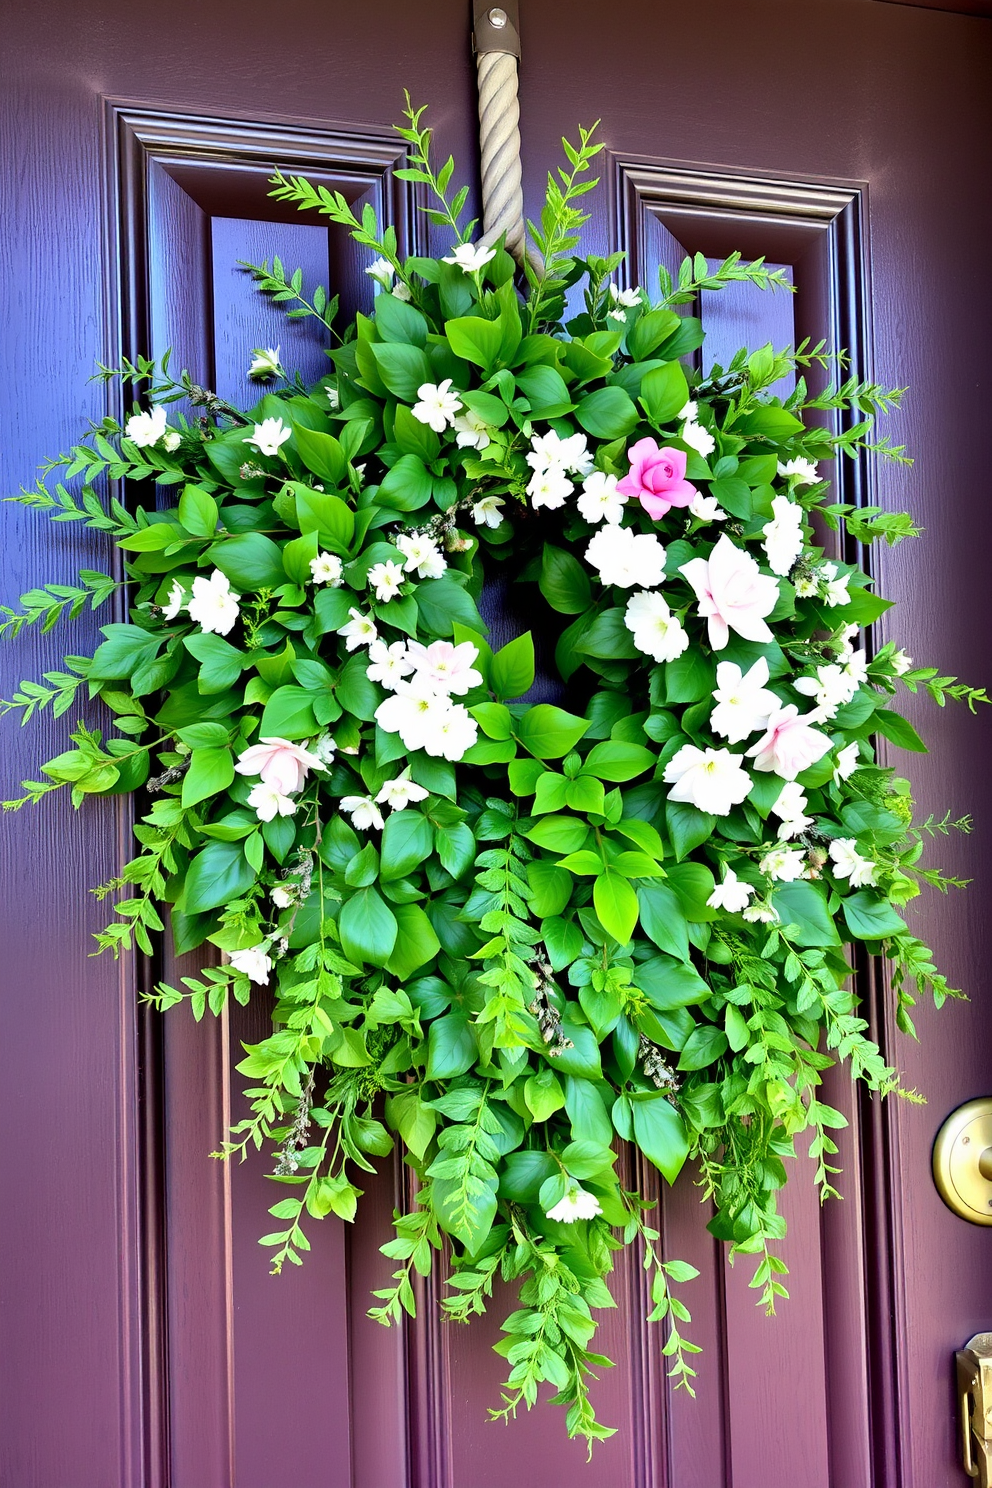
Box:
[933, 1099, 992, 1225]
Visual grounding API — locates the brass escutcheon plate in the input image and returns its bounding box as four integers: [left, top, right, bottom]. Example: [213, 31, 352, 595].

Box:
[933, 1098, 992, 1225]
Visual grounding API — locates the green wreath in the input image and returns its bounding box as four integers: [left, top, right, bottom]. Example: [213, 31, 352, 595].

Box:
[4, 102, 985, 1447]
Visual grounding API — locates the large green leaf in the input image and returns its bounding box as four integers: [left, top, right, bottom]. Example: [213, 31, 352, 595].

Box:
[516, 704, 590, 760]
[636, 883, 690, 961]
[377, 454, 433, 511]
[842, 891, 907, 941]
[293, 424, 348, 486]
[539, 544, 591, 615]
[593, 869, 639, 945]
[181, 746, 234, 808]
[385, 902, 441, 979]
[380, 810, 434, 880]
[182, 839, 257, 915]
[490, 633, 535, 700]
[635, 954, 710, 1009]
[207, 533, 286, 591]
[640, 361, 690, 424]
[444, 314, 503, 372]
[630, 1092, 690, 1184]
[369, 342, 433, 400]
[771, 879, 840, 946]
[338, 887, 398, 967]
[426, 1011, 476, 1079]
[259, 685, 318, 740]
[415, 575, 486, 636]
[575, 386, 639, 439]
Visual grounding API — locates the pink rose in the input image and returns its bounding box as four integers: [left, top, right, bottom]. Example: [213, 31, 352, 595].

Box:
[616, 438, 697, 519]
[234, 736, 325, 796]
[746, 706, 832, 781]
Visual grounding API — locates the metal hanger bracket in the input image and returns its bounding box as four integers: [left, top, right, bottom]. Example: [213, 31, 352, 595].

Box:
[473, 2, 521, 59]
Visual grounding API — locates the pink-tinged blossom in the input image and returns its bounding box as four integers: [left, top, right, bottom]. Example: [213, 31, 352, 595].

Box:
[679, 534, 779, 650]
[663, 743, 752, 817]
[405, 639, 483, 696]
[229, 945, 272, 984]
[246, 783, 298, 822]
[616, 439, 697, 519]
[235, 736, 325, 796]
[745, 705, 832, 781]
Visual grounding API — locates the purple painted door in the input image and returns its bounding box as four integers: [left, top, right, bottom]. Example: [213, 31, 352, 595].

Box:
[3, 3, 992, 1484]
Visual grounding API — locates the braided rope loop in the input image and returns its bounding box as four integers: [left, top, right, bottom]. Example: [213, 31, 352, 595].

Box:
[476, 50, 538, 270]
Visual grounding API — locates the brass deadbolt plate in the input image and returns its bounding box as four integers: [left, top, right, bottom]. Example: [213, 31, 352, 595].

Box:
[933, 1099, 992, 1225]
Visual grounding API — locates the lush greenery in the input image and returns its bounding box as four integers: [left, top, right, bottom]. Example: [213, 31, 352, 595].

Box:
[3, 102, 984, 1448]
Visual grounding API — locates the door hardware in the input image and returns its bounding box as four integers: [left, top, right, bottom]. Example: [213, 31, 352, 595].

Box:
[933, 1099, 992, 1224]
[957, 1335, 992, 1483]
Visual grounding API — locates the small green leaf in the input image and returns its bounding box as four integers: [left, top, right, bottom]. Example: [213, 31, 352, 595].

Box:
[490, 633, 535, 700]
[516, 703, 590, 760]
[593, 869, 639, 945]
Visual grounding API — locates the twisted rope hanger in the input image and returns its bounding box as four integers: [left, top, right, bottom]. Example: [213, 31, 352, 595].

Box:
[473, 3, 541, 271]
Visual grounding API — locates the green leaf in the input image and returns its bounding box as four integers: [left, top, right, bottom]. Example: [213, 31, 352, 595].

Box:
[181, 746, 234, 807]
[380, 810, 434, 879]
[490, 633, 535, 700]
[295, 488, 355, 546]
[842, 891, 907, 941]
[336, 651, 381, 721]
[873, 709, 928, 753]
[636, 883, 690, 961]
[516, 703, 590, 760]
[369, 342, 433, 401]
[541, 915, 584, 970]
[426, 1011, 476, 1078]
[639, 361, 690, 425]
[582, 740, 655, 782]
[432, 1174, 497, 1256]
[444, 314, 503, 372]
[664, 649, 715, 704]
[539, 544, 591, 615]
[771, 880, 840, 947]
[665, 861, 717, 921]
[392, 403, 439, 463]
[313, 586, 355, 634]
[291, 424, 348, 486]
[88, 624, 161, 682]
[178, 484, 219, 537]
[635, 954, 710, 1009]
[563, 1079, 614, 1146]
[415, 575, 486, 636]
[182, 840, 257, 914]
[435, 821, 476, 879]
[259, 685, 318, 740]
[677, 1024, 729, 1070]
[593, 869, 639, 945]
[338, 887, 398, 967]
[630, 1093, 689, 1184]
[666, 800, 716, 860]
[207, 533, 286, 591]
[183, 632, 244, 695]
[574, 386, 639, 440]
[738, 405, 806, 441]
[385, 902, 441, 978]
[516, 365, 573, 418]
[627, 308, 681, 360]
[524, 1070, 566, 1122]
[525, 815, 588, 853]
[526, 861, 574, 917]
[375, 292, 428, 347]
[377, 454, 433, 512]
[385, 1090, 437, 1160]
[576, 608, 638, 660]
[281, 530, 320, 586]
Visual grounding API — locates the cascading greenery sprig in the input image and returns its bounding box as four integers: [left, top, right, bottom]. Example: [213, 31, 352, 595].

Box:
[1, 103, 984, 1451]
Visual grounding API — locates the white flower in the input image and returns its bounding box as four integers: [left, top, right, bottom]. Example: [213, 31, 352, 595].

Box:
[707, 867, 757, 914]
[746, 704, 833, 781]
[431, 701, 477, 760]
[545, 1184, 603, 1223]
[375, 768, 430, 811]
[818, 562, 851, 608]
[778, 456, 819, 486]
[664, 743, 752, 817]
[679, 535, 779, 650]
[678, 401, 698, 422]
[187, 569, 241, 636]
[709, 657, 779, 745]
[248, 346, 282, 380]
[271, 884, 297, 909]
[743, 902, 779, 924]
[340, 795, 385, 831]
[243, 417, 292, 457]
[311, 732, 337, 765]
[405, 639, 483, 696]
[681, 421, 716, 458]
[833, 741, 861, 783]
[309, 551, 344, 586]
[366, 639, 415, 690]
[828, 837, 878, 888]
[608, 283, 641, 308]
[759, 845, 807, 882]
[452, 408, 491, 450]
[229, 945, 272, 984]
[528, 429, 594, 477]
[396, 531, 447, 580]
[367, 559, 406, 603]
[527, 466, 574, 511]
[607, 308, 627, 323]
[411, 378, 462, 432]
[471, 495, 505, 529]
[391, 282, 412, 302]
[762, 496, 805, 577]
[836, 623, 860, 657]
[442, 241, 497, 274]
[577, 471, 627, 525]
[793, 569, 819, 599]
[325, 386, 341, 410]
[841, 650, 870, 690]
[771, 781, 814, 840]
[891, 648, 913, 676]
[162, 430, 181, 453]
[161, 580, 185, 620]
[125, 405, 168, 448]
[794, 663, 856, 721]
[247, 782, 298, 822]
[624, 590, 689, 663]
[375, 681, 451, 752]
[585, 524, 667, 589]
[689, 493, 727, 523]
[337, 608, 378, 651]
[365, 257, 394, 287]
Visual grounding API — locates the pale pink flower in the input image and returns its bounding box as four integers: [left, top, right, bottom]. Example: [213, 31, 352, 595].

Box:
[746, 705, 832, 780]
[617, 438, 697, 519]
[234, 737, 325, 796]
[405, 639, 482, 696]
[679, 534, 779, 650]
